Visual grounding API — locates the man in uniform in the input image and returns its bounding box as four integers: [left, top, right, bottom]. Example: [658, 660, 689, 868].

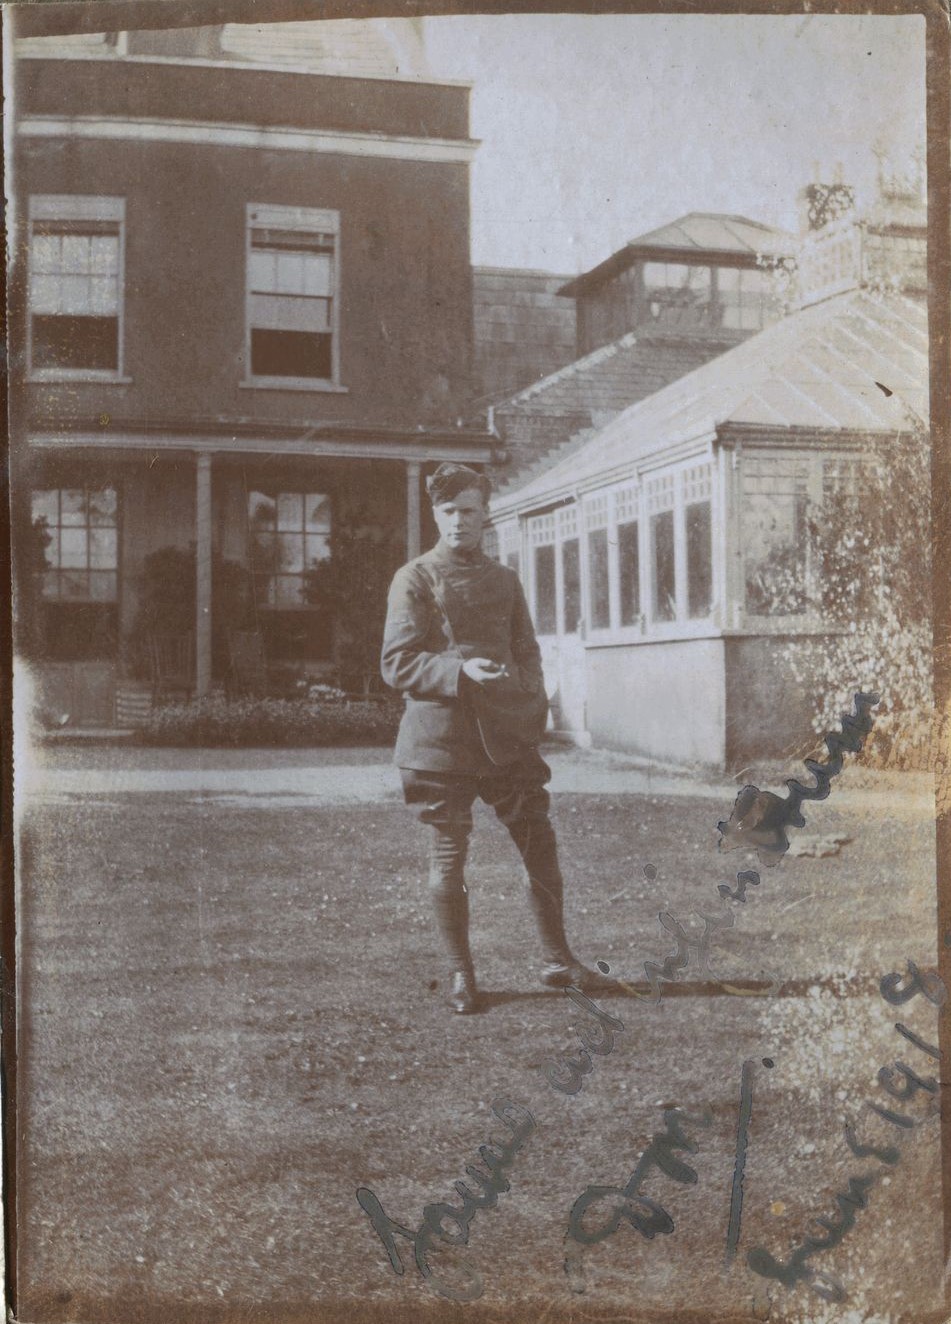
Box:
[381, 461, 615, 1014]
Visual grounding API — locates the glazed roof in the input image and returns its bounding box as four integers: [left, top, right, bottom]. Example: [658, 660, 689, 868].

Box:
[493, 289, 928, 514]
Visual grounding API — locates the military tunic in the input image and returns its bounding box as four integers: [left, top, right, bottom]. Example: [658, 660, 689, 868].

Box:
[380, 540, 546, 774]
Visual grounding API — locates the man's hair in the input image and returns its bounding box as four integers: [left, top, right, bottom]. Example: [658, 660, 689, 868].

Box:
[425, 462, 492, 506]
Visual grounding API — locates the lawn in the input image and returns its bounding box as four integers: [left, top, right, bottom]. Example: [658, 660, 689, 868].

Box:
[14, 786, 946, 1324]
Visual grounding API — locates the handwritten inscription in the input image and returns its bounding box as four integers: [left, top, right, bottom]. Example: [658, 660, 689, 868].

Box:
[564, 1103, 713, 1292]
[747, 959, 946, 1303]
[356, 1098, 535, 1302]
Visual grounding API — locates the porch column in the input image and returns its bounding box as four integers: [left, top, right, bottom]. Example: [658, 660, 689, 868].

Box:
[406, 460, 422, 560]
[195, 452, 213, 698]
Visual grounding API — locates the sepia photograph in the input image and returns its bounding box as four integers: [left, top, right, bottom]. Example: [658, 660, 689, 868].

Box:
[4, 2, 949, 1322]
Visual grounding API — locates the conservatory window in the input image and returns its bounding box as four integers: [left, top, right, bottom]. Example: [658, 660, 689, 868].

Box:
[585, 494, 611, 629]
[684, 464, 713, 619]
[529, 513, 557, 635]
[557, 505, 581, 633]
[614, 485, 640, 627]
[500, 522, 521, 576]
[742, 458, 810, 616]
[647, 474, 676, 623]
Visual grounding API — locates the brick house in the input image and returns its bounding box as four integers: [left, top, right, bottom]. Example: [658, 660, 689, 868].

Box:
[9, 19, 498, 725]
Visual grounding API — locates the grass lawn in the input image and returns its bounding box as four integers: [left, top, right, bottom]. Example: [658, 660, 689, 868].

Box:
[15, 788, 945, 1324]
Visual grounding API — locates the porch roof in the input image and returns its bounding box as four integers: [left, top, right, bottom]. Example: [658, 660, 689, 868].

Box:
[492, 289, 928, 514]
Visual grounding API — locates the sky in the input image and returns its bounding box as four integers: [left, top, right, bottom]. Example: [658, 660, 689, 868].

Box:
[422, 14, 927, 274]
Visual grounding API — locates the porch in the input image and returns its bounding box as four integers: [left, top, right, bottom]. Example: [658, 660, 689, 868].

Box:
[25, 424, 497, 727]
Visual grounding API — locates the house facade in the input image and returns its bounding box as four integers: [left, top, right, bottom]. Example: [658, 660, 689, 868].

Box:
[488, 205, 929, 769]
[9, 20, 498, 724]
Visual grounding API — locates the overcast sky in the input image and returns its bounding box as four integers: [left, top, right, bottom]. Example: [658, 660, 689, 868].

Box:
[423, 13, 926, 274]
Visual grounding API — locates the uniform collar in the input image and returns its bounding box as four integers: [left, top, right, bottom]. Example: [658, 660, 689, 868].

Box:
[431, 538, 487, 568]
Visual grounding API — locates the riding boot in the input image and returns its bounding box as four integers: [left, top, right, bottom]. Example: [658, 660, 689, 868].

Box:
[428, 828, 478, 1012]
[506, 814, 618, 993]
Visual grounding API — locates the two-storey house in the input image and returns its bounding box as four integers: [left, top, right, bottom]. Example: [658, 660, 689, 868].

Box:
[9, 18, 497, 725]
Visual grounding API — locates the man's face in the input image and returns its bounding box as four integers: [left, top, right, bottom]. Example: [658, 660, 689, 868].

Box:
[432, 487, 487, 553]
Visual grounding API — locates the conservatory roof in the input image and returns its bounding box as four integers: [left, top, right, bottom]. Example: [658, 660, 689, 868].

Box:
[492, 289, 929, 514]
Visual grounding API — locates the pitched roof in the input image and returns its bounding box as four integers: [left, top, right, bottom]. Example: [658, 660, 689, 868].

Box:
[559, 212, 794, 297]
[492, 330, 730, 492]
[625, 212, 790, 255]
[493, 290, 928, 514]
[496, 329, 725, 419]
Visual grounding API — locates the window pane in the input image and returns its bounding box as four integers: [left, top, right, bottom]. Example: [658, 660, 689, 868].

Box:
[276, 493, 304, 531]
[743, 466, 809, 615]
[59, 528, 87, 568]
[302, 252, 333, 297]
[88, 277, 118, 316]
[618, 519, 640, 625]
[275, 252, 305, 294]
[506, 551, 520, 575]
[88, 488, 117, 525]
[59, 275, 92, 315]
[61, 235, 91, 274]
[248, 250, 277, 292]
[32, 490, 58, 524]
[31, 234, 61, 273]
[305, 534, 331, 565]
[88, 571, 117, 601]
[274, 575, 305, 607]
[42, 571, 59, 600]
[561, 537, 581, 633]
[277, 532, 304, 572]
[686, 501, 712, 618]
[534, 544, 556, 634]
[248, 491, 276, 529]
[250, 293, 330, 334]
[89, 235, 119, 275]
[60, 570, 89, 599]
[89, 527, 117, 569]
[60, 490, 87, 525]
[29, 274, 63, 314]
[651, 510, 676, 622]
[587, 527, 610, 628]
[304, 494, 331, 531]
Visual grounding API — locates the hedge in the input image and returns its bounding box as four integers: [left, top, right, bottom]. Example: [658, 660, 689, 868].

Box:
[136, 694, 402, 747]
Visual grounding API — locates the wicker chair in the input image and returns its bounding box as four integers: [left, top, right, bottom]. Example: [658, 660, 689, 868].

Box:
[227, 629, 268, 698]
[149, 632, 195, 704]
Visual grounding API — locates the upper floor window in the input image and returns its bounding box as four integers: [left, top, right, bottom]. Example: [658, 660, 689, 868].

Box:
[32, 487, 118, 601]
[245, 204, 341, 391]
[28, 196, 125, 378]
[248, 490, 332, 608]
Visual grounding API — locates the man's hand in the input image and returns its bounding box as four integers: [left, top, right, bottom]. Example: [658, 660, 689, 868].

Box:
[462, 657, 509, 685]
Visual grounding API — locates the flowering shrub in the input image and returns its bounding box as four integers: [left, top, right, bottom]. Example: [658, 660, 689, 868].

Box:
[777, 414, 934, 769]
[137, 694, 401, 747]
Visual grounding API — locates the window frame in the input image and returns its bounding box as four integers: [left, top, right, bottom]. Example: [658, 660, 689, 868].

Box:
[32, 485, 120, 604]
[247, 488, 333, 612]
[242, 203, 347, 394]
[26, 195, 129, 383]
